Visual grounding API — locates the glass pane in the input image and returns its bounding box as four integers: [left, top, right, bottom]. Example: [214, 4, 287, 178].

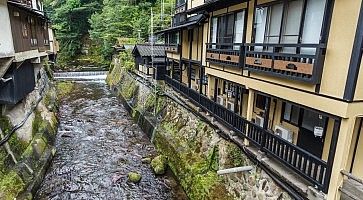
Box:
[210, 17, 218, 49]
[291, 106, 300, 124]
[283, 0, 303, 37]
[225, 14, 235, 45]
[254, 7, 268, 51]
[301, 109, 326, 132]
[283, 103, 292, 121]
[301, 0, 326, 55]
[234, 11, 245, 50]
[266, 3, 283, 41]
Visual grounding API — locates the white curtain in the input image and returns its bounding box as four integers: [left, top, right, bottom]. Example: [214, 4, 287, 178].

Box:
[211, 17, 218, 49]
[301, 0, 327, 55]
[254, 7, 268, 51]
[233, 11, 245, 50]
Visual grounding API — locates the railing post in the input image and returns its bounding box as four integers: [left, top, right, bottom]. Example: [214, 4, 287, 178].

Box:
[261, 97, 271, 148]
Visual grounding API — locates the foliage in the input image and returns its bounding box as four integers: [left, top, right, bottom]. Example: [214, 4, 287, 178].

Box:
[44, 0, 103, 63]
[89, 0, 174, 58]
[0, 171, 25, 200]
[119, 50, 135, 71]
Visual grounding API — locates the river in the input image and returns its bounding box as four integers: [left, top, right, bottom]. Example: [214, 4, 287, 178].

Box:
[35, 81, 187, 200]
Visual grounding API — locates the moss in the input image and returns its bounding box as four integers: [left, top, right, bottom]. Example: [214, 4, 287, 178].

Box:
[0, 116, 28, 158]
[151, 155, 167, 175]
[119, 79, 138, 100]
[226, 143, 248, 168]
[56, 81, 74, 99]
[127, 172, 142, 183]
[0, 171, 25, 200]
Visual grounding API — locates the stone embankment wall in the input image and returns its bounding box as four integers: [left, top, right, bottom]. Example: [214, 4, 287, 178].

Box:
[107, 60, 292, 200]
[0, 64, 58, 199]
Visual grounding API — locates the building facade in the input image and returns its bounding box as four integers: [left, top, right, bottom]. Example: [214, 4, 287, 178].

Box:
[158, 0, 363, 199]
[0, 0, 57, 105]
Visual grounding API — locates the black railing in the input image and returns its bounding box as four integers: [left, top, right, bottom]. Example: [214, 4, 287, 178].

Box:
[206, 43, 244, 67]
[245, 43, 326, 84]
[164, 75, 328, 190]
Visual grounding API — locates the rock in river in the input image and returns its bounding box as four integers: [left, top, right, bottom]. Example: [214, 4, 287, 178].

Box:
[128, 172, 142, 183]
[151, 155, 167, 175]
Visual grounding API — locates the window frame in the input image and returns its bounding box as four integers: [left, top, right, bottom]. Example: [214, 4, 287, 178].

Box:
[281, 102, 302, 126]
[252, 0, 328, 49]
[209, 9, 247, 48]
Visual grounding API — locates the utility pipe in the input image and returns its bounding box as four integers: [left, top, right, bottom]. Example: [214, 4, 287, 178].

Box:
[217, 166, 253, 175]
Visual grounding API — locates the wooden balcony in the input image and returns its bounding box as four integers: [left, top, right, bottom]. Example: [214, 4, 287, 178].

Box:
[165, 44, 181, 54]
[164, 75, 330, 192]
[244, 43, 326, 84]
[206, 43, 244, 68]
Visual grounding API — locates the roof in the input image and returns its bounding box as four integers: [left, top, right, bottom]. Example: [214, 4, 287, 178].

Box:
[155, 13, 208, 34]
[186, 0, 250, 14]
[132, 44, 166, 57]
[7, 0, 49, 20]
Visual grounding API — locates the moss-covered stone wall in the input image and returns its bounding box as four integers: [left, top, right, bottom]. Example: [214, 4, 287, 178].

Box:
[0, 68, 59, 199]
[107, 60, 292, 200]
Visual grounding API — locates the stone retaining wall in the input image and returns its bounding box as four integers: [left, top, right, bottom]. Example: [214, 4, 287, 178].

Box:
[107, 62, 292, 200]
[0, 65, 58, 200]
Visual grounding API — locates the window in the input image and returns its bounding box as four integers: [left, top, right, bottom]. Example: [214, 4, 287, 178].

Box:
[253, 0, 327, 54]
[255, 94, 266, 110]
[210, 10, 245, 49]
[233, 11, 245, 50]
[169, 32, 180, 44]
[301, 109, 327, 132]
[30, 17, 37, 46]
[282, 102, 300, 125]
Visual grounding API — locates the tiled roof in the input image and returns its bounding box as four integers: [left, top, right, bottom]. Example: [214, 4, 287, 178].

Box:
[132, 44, 165, 57]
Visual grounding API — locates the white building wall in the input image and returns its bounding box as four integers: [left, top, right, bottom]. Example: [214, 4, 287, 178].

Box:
[0, 0, 15, 58]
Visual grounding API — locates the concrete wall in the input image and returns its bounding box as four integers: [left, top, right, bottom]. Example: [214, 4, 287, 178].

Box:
[0, 0, 15, 58]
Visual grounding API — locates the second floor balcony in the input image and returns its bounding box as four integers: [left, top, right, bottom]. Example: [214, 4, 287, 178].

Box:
[206, 43, 244, 68]
[244, 43, 327, 84]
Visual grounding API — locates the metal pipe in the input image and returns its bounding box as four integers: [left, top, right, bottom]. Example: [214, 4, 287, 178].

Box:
[217, 166, 253, 175]
[0, 77, 13, 83]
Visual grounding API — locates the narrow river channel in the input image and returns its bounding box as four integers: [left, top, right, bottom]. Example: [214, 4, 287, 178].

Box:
[35, 81, 187, 199]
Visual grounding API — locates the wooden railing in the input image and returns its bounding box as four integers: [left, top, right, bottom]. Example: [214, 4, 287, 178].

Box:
[165, 44, 181, 54]
[244, 43, 326, 84]
[164, 75, 328, 191]
[206, 43, 244, 67]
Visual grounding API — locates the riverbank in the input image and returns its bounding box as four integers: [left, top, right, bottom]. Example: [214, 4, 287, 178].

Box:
[107, 60, 292, 199]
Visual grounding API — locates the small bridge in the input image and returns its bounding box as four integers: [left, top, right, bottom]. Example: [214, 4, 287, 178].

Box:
[53, 71, 108, 80]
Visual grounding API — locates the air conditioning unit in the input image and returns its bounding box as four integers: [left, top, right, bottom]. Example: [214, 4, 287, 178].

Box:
[227, 101, 234, 111]
[255, 115, 264, 127]
[216, 96, 225, 106]
[275, 125, 293, 143]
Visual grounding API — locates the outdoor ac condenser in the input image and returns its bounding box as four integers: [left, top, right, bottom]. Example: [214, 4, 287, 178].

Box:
[275, 125, 293, 143]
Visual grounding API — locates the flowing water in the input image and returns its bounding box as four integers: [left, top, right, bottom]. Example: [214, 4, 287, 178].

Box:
[35, 81, 187, 200]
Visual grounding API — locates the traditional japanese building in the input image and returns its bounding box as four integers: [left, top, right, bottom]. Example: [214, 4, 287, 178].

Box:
[158, 0, 363, 199]
[132, 44, 166, 80]
[0, 0, 57, 105]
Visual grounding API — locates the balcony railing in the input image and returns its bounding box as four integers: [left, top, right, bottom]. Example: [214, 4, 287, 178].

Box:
[164, 75, 329, 191]
[245, 43, 326, 84]
[165, 44, 181, 54]
[206, 43, 244, 67]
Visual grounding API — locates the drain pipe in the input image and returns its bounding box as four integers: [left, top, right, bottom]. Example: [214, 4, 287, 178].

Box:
[1, 77, 13, 83]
